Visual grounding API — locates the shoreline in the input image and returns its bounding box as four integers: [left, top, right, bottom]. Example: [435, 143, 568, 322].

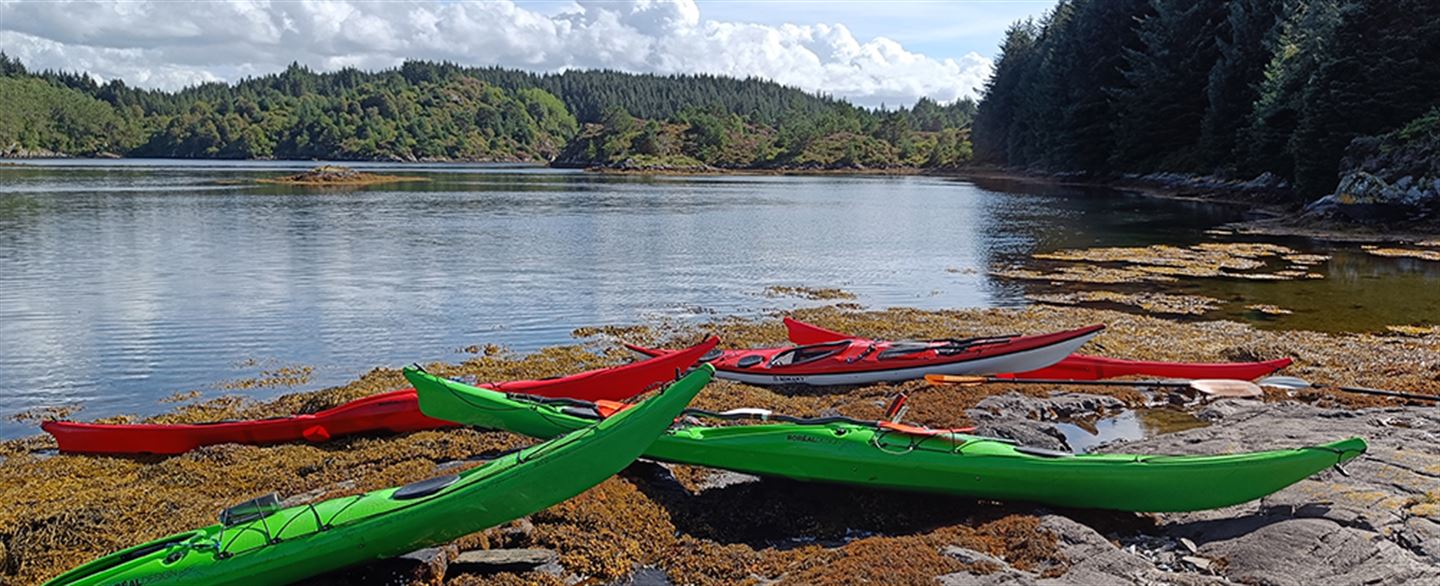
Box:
[3, 305, 1436, 585]
[6, 157, 1434, 240]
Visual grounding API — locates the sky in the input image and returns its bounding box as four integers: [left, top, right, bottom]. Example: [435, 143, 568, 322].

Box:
[0, 0, 1055, 108]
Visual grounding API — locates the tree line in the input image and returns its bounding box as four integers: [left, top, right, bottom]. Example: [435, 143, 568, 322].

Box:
[0, 55, 976, 168]
[973, 0, 1440, 200]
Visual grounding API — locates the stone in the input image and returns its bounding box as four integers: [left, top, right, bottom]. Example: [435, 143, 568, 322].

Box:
[941, 545, 1010, 568]
[451, 548, 559, 574]
[309, 546, 450, 585]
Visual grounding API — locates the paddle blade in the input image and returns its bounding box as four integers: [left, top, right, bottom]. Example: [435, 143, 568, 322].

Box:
[925, 374, 987, 386]
[1257, 376, 1314, 390]
[1191, 379, 1264, 398]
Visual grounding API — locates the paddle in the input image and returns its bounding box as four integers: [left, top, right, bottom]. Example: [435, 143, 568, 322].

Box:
[1258, 376, 1440, 402]
[924, 374, 1264, 398]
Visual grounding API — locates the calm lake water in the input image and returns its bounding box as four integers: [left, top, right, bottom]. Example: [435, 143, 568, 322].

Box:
[1, 160, 1435, 438]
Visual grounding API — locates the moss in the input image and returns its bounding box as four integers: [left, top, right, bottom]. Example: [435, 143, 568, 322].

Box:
[1361, 246, 1440, 262]
[257, 166, 428, 186]
[5, 305, 1438, 584]
[763, 285, 858, 300]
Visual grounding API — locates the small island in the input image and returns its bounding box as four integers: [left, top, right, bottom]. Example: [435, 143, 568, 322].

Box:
[257, 165, 428, 186]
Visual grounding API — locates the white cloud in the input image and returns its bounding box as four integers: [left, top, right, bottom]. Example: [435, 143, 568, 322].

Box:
[0, 0, 991, 107]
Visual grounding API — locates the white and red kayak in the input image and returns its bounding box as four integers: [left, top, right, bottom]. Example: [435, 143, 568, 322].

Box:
[781, 317, 1292, 381]
[627, 324, 1104, 386]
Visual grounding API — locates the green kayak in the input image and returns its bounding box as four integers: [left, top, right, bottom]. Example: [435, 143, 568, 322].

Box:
[44, 366, 712, 586]
[408, 368, 1365, 512]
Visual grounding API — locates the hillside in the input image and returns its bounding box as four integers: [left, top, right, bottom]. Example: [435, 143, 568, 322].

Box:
[0, 55, 975, 168]
[972, 0, 1440, 208]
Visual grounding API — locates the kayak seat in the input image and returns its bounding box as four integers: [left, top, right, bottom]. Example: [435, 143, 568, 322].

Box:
[392, 474, 460, 500]
[1014, 446, 1074, 459]
[736, 355, 764, 368]
[560, 405, 603, 420]
[220, 493, 282, 526]
[877, 343, 933, 360]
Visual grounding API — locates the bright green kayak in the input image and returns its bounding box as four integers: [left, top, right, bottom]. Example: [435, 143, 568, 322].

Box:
[408, 368, 1365, 512]
[44, 366, 711, 586]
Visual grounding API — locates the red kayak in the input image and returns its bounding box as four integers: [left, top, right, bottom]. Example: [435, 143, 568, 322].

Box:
[782, 317, 1291, 381]
[629, 325, 1104, 386]
[42, 338, 718, 455]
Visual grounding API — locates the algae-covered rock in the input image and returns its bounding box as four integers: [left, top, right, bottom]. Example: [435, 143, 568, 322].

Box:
[258, 165, 428, 186]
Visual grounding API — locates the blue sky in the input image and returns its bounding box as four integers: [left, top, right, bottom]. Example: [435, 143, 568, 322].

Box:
[0, 0, 1058, 106]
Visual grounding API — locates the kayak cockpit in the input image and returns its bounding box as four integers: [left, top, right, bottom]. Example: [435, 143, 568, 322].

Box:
[767, 341, 852, 368]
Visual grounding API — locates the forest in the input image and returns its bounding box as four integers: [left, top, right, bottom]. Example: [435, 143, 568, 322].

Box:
[0, 55, 974, 169]
[972, 0, 1440, 201]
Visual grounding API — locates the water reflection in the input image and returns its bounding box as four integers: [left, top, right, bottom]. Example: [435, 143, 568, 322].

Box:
[0, 161, 1432, 438]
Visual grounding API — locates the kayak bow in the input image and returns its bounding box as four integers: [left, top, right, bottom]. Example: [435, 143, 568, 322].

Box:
[42, 337, 717, 455]
[409, 370, 1365, 513]
[42, 366, 711, 586]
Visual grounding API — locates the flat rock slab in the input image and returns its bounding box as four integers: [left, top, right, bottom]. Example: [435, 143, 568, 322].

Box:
[451, 547, 560, 574]
[967, 397, 1440, 584]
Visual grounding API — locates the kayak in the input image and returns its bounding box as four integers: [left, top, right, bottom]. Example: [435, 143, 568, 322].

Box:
[782, 317, 1291, 381]
[42, 365, 711, 586]
[42, 338, 717, 455]
[626, 325, 1105, 386]
[408, 369, 1366, 512]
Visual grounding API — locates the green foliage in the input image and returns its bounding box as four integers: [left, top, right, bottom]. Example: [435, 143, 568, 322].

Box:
[0, 55, 973, 168]
[973, 0, 1440, 200]
[0, 77, 141, 155]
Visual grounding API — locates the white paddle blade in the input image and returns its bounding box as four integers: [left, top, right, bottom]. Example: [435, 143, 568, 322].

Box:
[1257, 376, 1313, 390]
[1191, 379, 1264, 398]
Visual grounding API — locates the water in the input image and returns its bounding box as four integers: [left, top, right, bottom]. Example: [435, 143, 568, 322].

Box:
[0, 160, 1434, 438]
[1056, 408, 1209, 453]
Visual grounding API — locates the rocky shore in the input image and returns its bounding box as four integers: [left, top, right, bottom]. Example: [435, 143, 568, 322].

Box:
[257, 165, 429, 186]
[2, 306, 1436, 585]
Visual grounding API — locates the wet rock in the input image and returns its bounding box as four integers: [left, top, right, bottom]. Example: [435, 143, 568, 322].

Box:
[970, 392, 1126, 422]
[450, 548, 559, 575]
[967, 392, 1125, 451]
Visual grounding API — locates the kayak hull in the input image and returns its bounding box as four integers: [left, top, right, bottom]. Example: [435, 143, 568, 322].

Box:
[782, 317, 1291, 381]
[42, 338, 717, 455]
[630, 326, 1104, 387]
[410, 372, 1365, 512]
[42, 366, 711, 586]
[1005, 354, 1293, 381]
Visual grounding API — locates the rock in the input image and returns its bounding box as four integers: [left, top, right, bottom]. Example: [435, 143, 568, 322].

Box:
[310, 546, 451, 585]
[970, 392, 1126, 422]
[1304, 109, 1440, 221]
[967, 392, 1125, 451]
[607, 566, 674, 586]
[941, 545, 1010, 568]
[451, 548, 559, 575]
[1202, 518, 1438, 585]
